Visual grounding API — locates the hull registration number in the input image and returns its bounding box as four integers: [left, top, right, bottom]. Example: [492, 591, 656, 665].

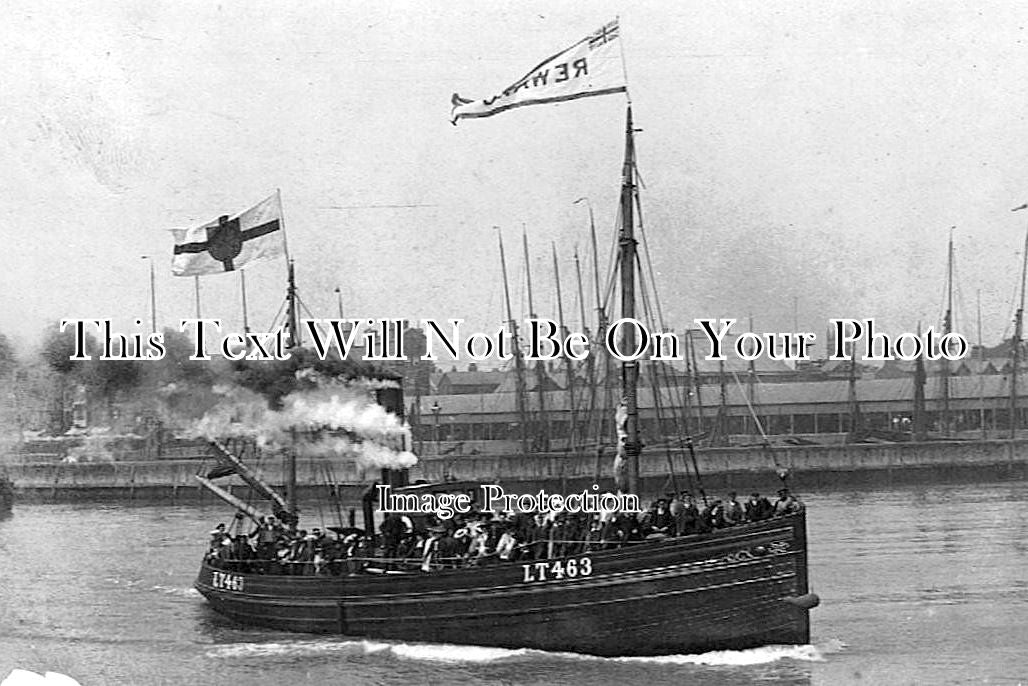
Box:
[211, 570, 245, 592]
[521, 557, 593, 583]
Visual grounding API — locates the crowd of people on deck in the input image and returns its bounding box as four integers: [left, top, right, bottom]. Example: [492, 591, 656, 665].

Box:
[205, 488, 803, 576]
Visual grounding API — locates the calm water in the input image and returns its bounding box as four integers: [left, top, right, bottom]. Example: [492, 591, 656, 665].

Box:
[1, 481, 1027, 685]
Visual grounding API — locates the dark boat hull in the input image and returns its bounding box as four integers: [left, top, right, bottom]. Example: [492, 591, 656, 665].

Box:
[196, 511, 814, 657]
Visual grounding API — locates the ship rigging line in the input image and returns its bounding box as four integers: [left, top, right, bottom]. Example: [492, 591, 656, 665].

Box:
[729, 371, 788, 480]
[600, 249, 621, 318]
[633, 250, 708, 502]
[267, 297, 288, 335]
[632, 173, 666, 327]
[634, 260, 680, 496]
[631, 172, 708, 500]
[266, 285, 318, 337]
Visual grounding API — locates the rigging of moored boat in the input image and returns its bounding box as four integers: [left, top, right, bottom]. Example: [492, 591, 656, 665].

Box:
[191, 18, 819, 657]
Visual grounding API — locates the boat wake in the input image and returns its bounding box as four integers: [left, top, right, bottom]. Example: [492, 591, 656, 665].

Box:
[206, 637, 846, 665]
[612, 639, 847, 666]
[150, 585, 201, 598]
[1, 670, 82, 686]
[206, 639, 527, 662]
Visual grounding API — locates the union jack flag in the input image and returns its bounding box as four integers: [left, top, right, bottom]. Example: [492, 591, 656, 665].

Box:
[588, 19, 619, 49]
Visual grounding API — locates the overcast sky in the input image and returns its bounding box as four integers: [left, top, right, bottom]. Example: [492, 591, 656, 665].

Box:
[3, 1, 1028, 359]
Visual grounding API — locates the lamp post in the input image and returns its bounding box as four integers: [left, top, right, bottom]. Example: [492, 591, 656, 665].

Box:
[141, 256, 156, 334]
[334, 286, 344, 319]
[431, 401, 441, 456]
[573, 196, 594, 220]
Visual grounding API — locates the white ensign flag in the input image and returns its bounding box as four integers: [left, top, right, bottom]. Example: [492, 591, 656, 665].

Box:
[171, 193, 285, 276]
[450, 19, 626, 124]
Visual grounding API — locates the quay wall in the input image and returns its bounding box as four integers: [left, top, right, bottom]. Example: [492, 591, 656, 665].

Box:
[6, 456, 377, 505]
[412, 439, 1028, 495]
[5, 439, 1028, 503]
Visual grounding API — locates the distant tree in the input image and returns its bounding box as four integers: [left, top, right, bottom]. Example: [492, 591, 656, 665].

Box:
[40, 324, 94, 377]
[231, 347, 393, 409]
[145, 327, 219, 388]
[403, 326, 427, 361]
[38, 324, 96, 433]
[0, 332, 15, 378]
[87, 357, 142, 399]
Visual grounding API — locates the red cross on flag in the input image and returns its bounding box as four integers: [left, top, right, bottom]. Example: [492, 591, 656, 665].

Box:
[171, 192, 285, 276]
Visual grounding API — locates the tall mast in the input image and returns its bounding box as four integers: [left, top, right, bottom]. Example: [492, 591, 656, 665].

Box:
[847, 352, 861, 441]
[1011, 214, 1028, 438]
[286, 260, 301, 348]
[716, 357, 728, 446]
[285, 261, 299, 516]
[524, 230, 548, 451]
[498, 230, 531, 455]
[686, 329, 706, 437]
[589, 202, 603, 334]
[747, 315, 758, 438]
[846, 317, 861, 442]
[553, 245, 577, 451]
[941, 228, 953, 437]
[589, 201, 613, 476]
[978, 289, 986, 438]
[573, 247, 595, 448]
[573, 247, 589, 339]
[913, 321, 927, 441]
[618, 106, 641, 494]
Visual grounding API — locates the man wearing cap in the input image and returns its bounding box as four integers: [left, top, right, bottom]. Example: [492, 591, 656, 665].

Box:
[206, 523, 228, 563]
[649, 499, 674, 536]
[380, 513, 405, 560]
[774, 488, 802, 516]
[495, 522, 518, 560]
[420, 524, 445, 572]
[746, 492, 773, 521]
[722, 492, 744, 526]
[251, 515, 280, 564]
[231, 533, 253, 572]
[676, 492, 700, 536]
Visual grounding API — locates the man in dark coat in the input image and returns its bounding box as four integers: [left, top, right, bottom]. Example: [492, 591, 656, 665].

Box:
[745, 492, 773, 521]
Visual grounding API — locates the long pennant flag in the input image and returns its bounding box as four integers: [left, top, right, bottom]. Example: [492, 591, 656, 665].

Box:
[171, 192, 285, 276]
[451, 19, 626, 124]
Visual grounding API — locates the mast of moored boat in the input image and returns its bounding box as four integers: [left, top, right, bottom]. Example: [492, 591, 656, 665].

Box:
[913, 321, 927, 441]
[573, 247, 590, 452]
[285, 260, 299, 516]
[523, 230, 549, 451]
[553, 244, 578, 454]
[715, 358, 729, 446]
[498, 230, 531, 455]
[747, 315, 758, 438]
[618, 106, 641, 494]
[686, 330, 707, 439]
[1011, 206, 1028, 438]
[978, 290, 987, 438]
[941, 228, 954, 437]
[589, 206, 614, 480]
[846, 338, 862, 442]
[286, 260, 301, 349]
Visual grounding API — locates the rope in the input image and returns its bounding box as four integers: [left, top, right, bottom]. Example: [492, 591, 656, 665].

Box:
[633, 251, 707, 502]
[730, 371, 788, 482]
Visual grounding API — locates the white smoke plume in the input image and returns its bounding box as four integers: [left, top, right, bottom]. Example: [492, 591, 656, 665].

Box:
[183, 379, 417, 470]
